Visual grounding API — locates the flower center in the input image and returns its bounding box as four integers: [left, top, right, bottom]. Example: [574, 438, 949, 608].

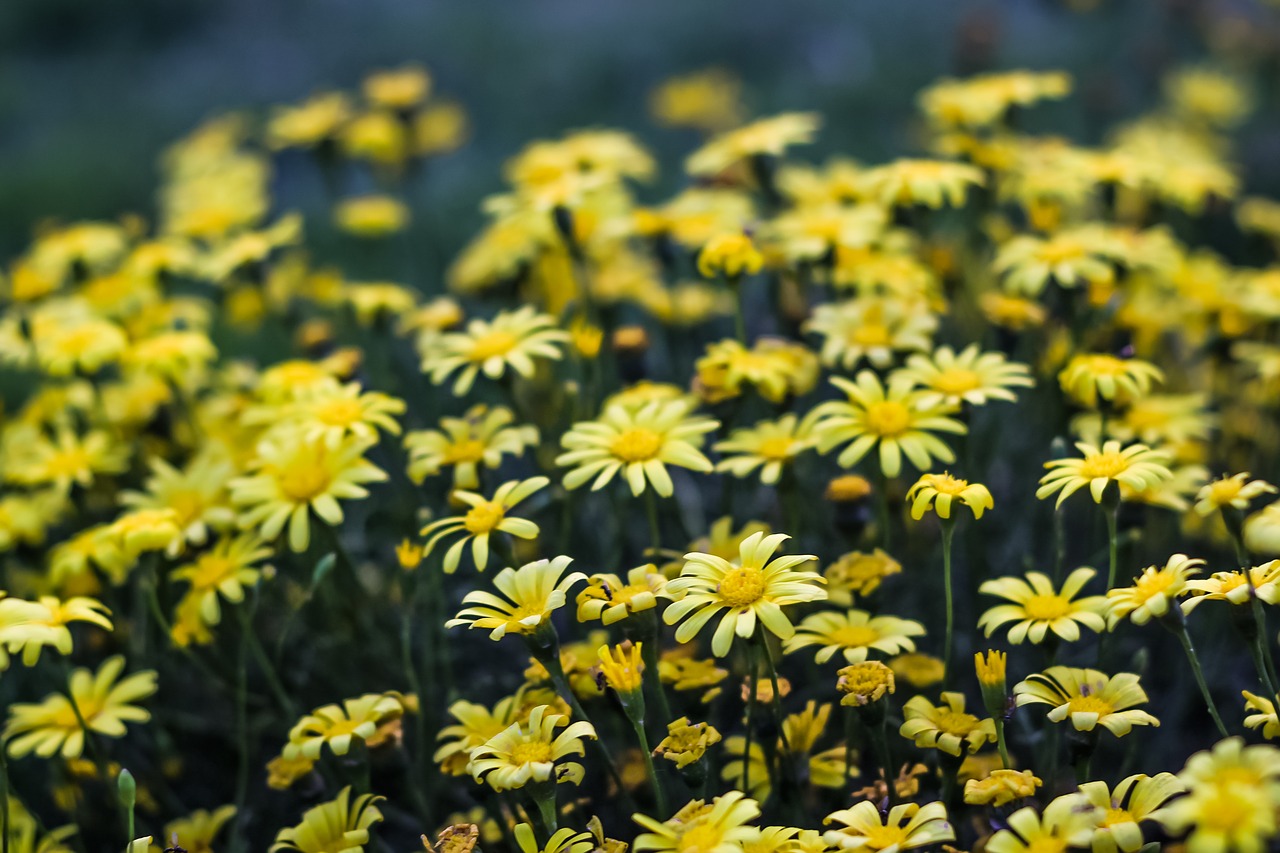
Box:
[830, 625, 880, 647]
[849, 324, 892, 347]
[1038, 238, 1087, 265]
[611, 428, 663, 463]
[1209, 479, 1243, 504]
[463, 501, 506, 534]
[1023, 594, 1071, 620]
[864, 401, 911, 437]
[1134, 570, 1176, 601]
[278, 465, 332, 502]
[45, 448, 93, 478]
[860, 826, 909, 849]
[718, 566, 766, 607]
[445, 439, 487, 464]
[1066, 694, 1114, 716]
[1080, 355, 1127, 377]
[1102, 807, 1133, 827]
[1196, 790, 1259, 833]
[677, 824, 724, 853]
[1025, 840, 1068, 853]
[468, 330, 519, 361]
[191, 556, 236, 589]
[757, 437, 796, 461]
[315, 398, 364, 427]
[932, 368, 981, 395]
[168, 490, 206, 526]
[509, 740, 554, 766]
[926, 473, 968, 495]
[933, 708, 982, 736]
[1079, 451, 1128, 479]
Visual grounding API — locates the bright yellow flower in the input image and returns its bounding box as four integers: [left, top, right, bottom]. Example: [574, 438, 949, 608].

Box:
[822, 801, 954, 851]
[270, 786, 384, 853]
[1244, 692, 1280, 740]
[513, 824, 595, 853]
[1059, 354, 1164, 409]
[978, 567, 1106, 644]
[1150, 738, 1280, 853]
[860, 159, 983, 208]
[888, 653, 945, 689]
[1036, 441, 1173, 508]
[421, 477, 547, 574]
[422, 306, 569, 395]
[697, 233, 763, 279]
[434, 694, 526, 776]
[686, 113, 821, 176]
[664, 531, 825, 657]
[694, 338, 819, 404]
[284, 693, 407, 761]
[906, 473, 993, 520]
[404, 405, 537, 490]
[1014, 666, 1159, 736]
[170, 534, 270, 629]
[964, 769, 1042, 807]
[994, 227, 1121, 296]
[823, 550, 901, 605]
[653, 717, 722, 769]
[448, 556, 586, 641]
[836, 661, 895, 706]
[120, 454, 236, 547]
[267, 92, 352, 149]
[634, 792, 761, 853]
[784, 609, 924, 664]
[1183, 561, 1280, 612]
[805, 297, 937, 371]
[658, 651, 728, 703]
[9, 428, 130, 492]
[1195, 472, 1277, 517]
[714, 414, 819, 486]
[919, 70, 1071, 128]
[0, 595, 113, 667]
[467, 704, 596, 791]
[576, 565, 667, 625]
[342, 282, 418, 326]
[363, 64, 431, 110]
[5, 656, 156, 759]
[558, 400, 718, 498]
[597, 642, 644, 694]
[161, 805, 237, 853]
[985, 794, 1100, 853]
[897, 344, 1033, 408]
[1106, 554, 1202, 626]
[811, 370, 966, 477]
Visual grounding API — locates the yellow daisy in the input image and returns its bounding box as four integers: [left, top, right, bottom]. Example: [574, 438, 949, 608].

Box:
[686, 112, 821, 176]
[420, 477, 548, 574]
[448, 556, 586, 641]
[575, 565, 667, 625]
[985, 795, 1100, 853]
[977, 568, 1107, 643]
[714, 414, 819, 486]
[403, 405, 538, 489]
[822, 801, 954, 851]
[1036, 441, 1173, 508]
[859, 159, 984, 208]
[467, 704, 596, 791]
[1106, 554, 1203, 626]
[1059, 354, 1164, 409]
[897, 344, 1033, 408]
[1078, 773, 1185, 853]
[422, 306, 569, 395]
[168, 534, 271, 628]
[905, 472, 993, 520]
[284, 692, 407, 761]
[783, 609, 925, 664]
[804, 297, 937, 371]
[1195, 472, 1277, 517]
[1013, 666, 1159, 736]
[633, 791, 762, 853]
[1183, 560, 1280, 612]
[899, 692, 996, 756]
[270, 786, 384, 853]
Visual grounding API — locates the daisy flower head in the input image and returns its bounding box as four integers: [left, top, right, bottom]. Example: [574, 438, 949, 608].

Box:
[859, 158, 984, 208]
[811, 370, 966, 478]
[783, 609, 925, 664]
[653, 717, 722, 770]
[1036, 441, 1173, 509]
[985, 794, 1101, 853]
[697, 232, 763, 280]
[420, 476, 548, 574]
[230, 431, 387, 553]
[284, 692, 407, 761]
[270, 786, 384, 853]
[467, 703, 596, 792]
[899, 692, 996, 756]
[823, 549, 902, 604]
[906, 472, 993, 521]
[978, 568, 1107, 644]
[686, 111, 821, 177]
[169, 533, 271, 628]
[1075, 773, 1185, 853]
[694, 338, 819, 405]
[897, 344, 1033, 408]
[1195, 472, 1277, 517]
[664, 531, 825, 658]
[404, 405, 538, 490]
[447, 555, 586, 642]
[633, 791, 761, 853]
[1150, 737, 1280, 853]
[1058, 354, 1164, 410]
[1183, 560, 1280, 613]
[714, 413, 819, 486]
[434, 694, 525, 776]
[822, 800, 954, 851]
[0, 595, 114, 667]
[5, 656, 156, 759]
[804, 296, 937, 371]
[964, 769, 1042, 807]
[422, 306, 569, 396]
[557, 400, 718, 498]
[1106, 554, 1203, 626]
[575, 564, 667, 625]
[1013, 666, 1159, 736]
[276, 382, 405, 449]
[993, 227, 1120, 297]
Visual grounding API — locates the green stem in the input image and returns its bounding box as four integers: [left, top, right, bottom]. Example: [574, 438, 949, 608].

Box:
[843, 707, 857, 793]
[1104, 504, 1120, 593]
[399, 573, 435, 826]
[1228, 523, 1280, 698]
[637, 621, 674, 729]
[874, 716, 896, 808]
[742, 642, 758, 796]
[994, 720, 1012, 770]
[530, 781, 558, 836]
[643, 490, 662, 560]
[941, 519, 956, 688]
[1172, 619, 1229, 738]
[632, 721, 669, 817]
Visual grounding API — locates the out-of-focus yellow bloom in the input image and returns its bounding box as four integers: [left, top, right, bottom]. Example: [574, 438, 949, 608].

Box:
[906, 473, 993, 520]
[860, 159, 983, 208]
[697, 233, 763, 279]
[888, 653, 945, 689]
[334, 195, 410, 238]
[978, 568, 1106, 644]
[985, 795, 1099, 853]
[363, 64, 431, 111]
[1165, 66, 1252, 129]
[715, 414, 819, 486]
[422, 306, 569, 396]
[1195, 472, 1277, 516]
[448, 556, 585, 641]
[267, 92, 352, 149]
[920, 70, 1071, 128]
[898, 345, 1033, 408]
[686, 113, 821, 177]
[806, 296, 936, 371]
[1183, 561, 1280, 612]
[1059, 354, 1164, 409]
[284, 692, 407, 760]
[823, 549, 901, 605]
[695, 338, 819, 404]
[434, 695, 525, 776]
[0, 595, 112, 668]
[270, 786, 384, 853]
[1150, 738, 1280, 853]
[649, 68, 744, 133]
[404, 405, 537, 490]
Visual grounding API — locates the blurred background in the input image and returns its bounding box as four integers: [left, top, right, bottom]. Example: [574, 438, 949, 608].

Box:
[3, 0, 1280, 267]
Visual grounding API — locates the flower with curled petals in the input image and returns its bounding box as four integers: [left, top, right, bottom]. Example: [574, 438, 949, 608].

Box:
[978, 567, 1107, 644]
[1013, 666, 1159, 737]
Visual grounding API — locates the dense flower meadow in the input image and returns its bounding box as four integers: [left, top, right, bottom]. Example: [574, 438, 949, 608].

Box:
[5, 51, 1280, 853]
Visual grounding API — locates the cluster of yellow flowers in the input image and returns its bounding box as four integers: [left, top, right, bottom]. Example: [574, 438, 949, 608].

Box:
[6, 46, 1280, 853]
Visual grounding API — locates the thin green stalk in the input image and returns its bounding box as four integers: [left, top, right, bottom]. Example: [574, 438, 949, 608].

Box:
[643, 490, 662, 559]
[875, 718, 896, 808]
[758, 633, 792, 754]
[742, 642, 758, 796]
[529, 780, 558, 836]
[730, 274, 747, 344]
[631, 720, 669, 817]
[1228, 524, 1280, 698]
[58, 657, 113, 788]
[941, 519, 956, 688]
[637, 620, 674, 729]
[843, 707, 857, 793]
[1170, 618, 1229, 738]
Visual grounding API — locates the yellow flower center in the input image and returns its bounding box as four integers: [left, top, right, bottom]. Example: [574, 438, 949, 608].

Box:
[831, 625, 880, 647]
[1066, 694, 1114, 716]
[445, 439, 487, 464]
[1196, 790, 1260, 833]
[933, 707, 982, 736]
[757, 437, 796, 461]
[864, 401, 912, 437]
[1023, 594, 1071, 620]
[190, 556, 236, 590]
[859, 825, 909, 849]
[1079, 451, 1128, 479]
[1080, 355, 1127, 376]
[315, 398, 365, 427]
[277, 464, 332, 502]
[468, 330, 519, 361]
[509, 740, 554, 766]
[44, 447, 93, 479]
[925, 473, 968, 495]
[1220, 573, 1249, 593]
[1209, 479, 1244, 504]
[1134, 570, 1176, 601]
[1102, 808, 1133, 827]
[611, 428, 663, 463]
[932, 368, 981, 395]
[1038, 238, 1087, 265]
[463, 501, 506, 534]
[1025, 840, 1068, 853]
[849, 324, 892, 347]
[718, 566, 767, 607]
[168, 489, 206, 526]
[677, 824, 724, 853]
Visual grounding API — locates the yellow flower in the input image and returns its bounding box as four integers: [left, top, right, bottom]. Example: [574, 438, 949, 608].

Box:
[31, 314, 128, 378]
[1184, 561, 1280, 612]
[974, 650, 1007, 687]
[576, 565, 667, 625]
[805, 297, 937, 371]
[5, 656, 156, 758]
[420, 477, 548, 574]
[825, 475, 873, 504]
[124, 329, 217, 384]
[1077, 773, 1185, 853]
[120, 454, 236, 547]
[422, 306, 569, 395]
[413, 101, 469, 157]
[897, 345, 1033, 408]
[658, 651, 728, 703]
[448, 556, 586, 641]
[270, 786, 384, 853]
[1165, 65, 1252, 128]
[10, 428, 130, 492]
[1106, 554, 1202, 626]
[994, 227, 1121, 296]
[784, 609, 925, 664]
[822, 801, 954, 851]
[1195, 472, 1277, 516]
[823, 550, 901, 604]
[697, 233, 763, 279]
[106, 508, 185, 562]
[404, 405, 538, 490]
[1036, 441, 1173, 508]
[1150, 738, 1280, 853]
[434, 694, 526, 776]
[363, 64, 431, 110]
[900, 692, 996, 756]
[694, 338, 819, 404]
[334, 194, 410, 238]
[836, 661, 895, 706]
[1013, 666, 1159, 736]
[919, 70, 1071, 128]
[985, 795, 1101, 853]
[686, 112, 821, 176]
[714, 414, 819, 486]
[964, 769, 1042, 807]
[597, 642, 644, 694]
[978, 567, 1107, 643]
[649, 68, 744, 133]
[558, 400, 718, 498]
[654, 717, 722, 769]
[664, 531, 825, 657]
[230, 432, 387, 553]
[888, 653, 945, 689]
[284, 693, 407, 761]
[980, 291, 1047, 330]
[267, 92, 351, 149]
[513, 824, 595, 853]
[1059, 354, 1164, 409]
[467, 704, 596, 791]
[0, 595, 113, 667]
[906, 473, 993, 521]
[811, 370, 966, 477]
[634, 792, 762, 853]
[168, 534, 270, 627]
[860, 159, 983, 208]
[161, 805, 237, 853]
[1246, 503, 1280, 556]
